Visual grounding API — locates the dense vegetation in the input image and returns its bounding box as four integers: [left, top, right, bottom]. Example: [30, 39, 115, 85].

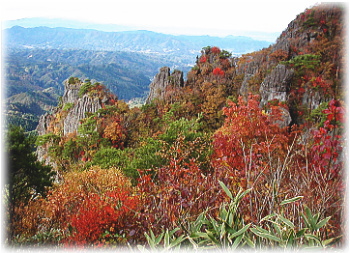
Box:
[4, 3, 346, 250]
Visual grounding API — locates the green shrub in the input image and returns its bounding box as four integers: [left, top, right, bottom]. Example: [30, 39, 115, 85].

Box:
[62, 102, 74, 111]
[92, 147, 128, 170]
[78, 81, 92, 97]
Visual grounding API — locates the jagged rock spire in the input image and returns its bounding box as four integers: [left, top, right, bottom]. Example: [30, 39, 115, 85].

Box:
[145, 67, 184, 104]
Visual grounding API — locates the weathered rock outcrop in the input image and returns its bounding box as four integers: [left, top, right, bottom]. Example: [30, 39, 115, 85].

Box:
[259, 64, 294, 106]
[36, 79, 117, 163]
[145, 67, 184, 104]
[234, 4, 344, 126]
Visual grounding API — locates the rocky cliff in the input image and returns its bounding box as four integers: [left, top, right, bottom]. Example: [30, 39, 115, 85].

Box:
[145, 67, 184, 104]
[36, 78, 117, 164]
[182, 3, 343, 126]
[236, 3, 345, 124]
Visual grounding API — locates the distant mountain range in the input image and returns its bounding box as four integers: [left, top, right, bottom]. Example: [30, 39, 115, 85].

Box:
[3, 23, 272, 131]
[3, 17, 137, 32]
[5, 26, 271, 55]
[3, 17, 280, 42]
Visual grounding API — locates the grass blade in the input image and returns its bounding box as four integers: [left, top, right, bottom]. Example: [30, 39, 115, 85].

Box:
[280, 196, 303, 205]
[229, 224, 251, 239]
[315, 216, 331, 230]
[219, 180, 233, 199]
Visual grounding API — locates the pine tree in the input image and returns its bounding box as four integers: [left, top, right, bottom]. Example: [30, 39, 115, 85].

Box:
[5, 125, 55, 239]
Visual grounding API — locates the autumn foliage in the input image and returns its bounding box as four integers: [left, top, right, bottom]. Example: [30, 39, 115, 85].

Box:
[6, 4, 346, 249]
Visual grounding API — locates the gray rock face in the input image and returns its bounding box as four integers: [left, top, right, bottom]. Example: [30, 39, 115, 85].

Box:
[146, 67, 184, 104]
[302, 89, 326, 111]
[62, 81, 81, 104]
[259, 64, 294, 107]
[63, 95, 103, 135]
[36, 79, 116, 164]
[237, 54, 268, 98]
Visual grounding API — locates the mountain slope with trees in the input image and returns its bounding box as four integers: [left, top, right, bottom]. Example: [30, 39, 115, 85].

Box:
[3, 25, 271, 132]
[4, 3, 346, 249]
[4, 48, 182, 131]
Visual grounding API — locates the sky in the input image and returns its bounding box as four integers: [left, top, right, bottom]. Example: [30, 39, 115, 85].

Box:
[0, 0, 344, 40]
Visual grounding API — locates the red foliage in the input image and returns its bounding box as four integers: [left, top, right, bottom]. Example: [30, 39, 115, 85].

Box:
[310, 99, 345, 178]
[199, 56, 207, 63]
[312, 76, 332, 90]
[68, 193, 113, 245]
[322, 99, 345, 128]
[211, 46, 221, 54]
[101, 114, 127, 148]
[220, 58, 231, 70]
[212, 67, 225, 77]
[212, 95, 289, 184]
[211, 95, 300, 222]
[66, 190, 139, 245]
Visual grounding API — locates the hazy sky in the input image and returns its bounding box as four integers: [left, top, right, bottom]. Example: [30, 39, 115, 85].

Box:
[1, 0, 337, 38]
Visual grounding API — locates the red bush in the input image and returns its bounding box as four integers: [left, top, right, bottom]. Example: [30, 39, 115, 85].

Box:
[66, 190, 139, 246]
[211, 46, 221, 54]
[212, 67, 225, 76]
[199, 56, 207, 63]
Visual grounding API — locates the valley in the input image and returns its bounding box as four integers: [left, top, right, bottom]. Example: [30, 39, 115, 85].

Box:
[3, 27, 271, 131]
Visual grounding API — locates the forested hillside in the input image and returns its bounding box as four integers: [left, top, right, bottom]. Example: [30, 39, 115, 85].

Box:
[4, 48, 182, 131]
[5, 3, 346, 249]
[4, 27, 270, 132]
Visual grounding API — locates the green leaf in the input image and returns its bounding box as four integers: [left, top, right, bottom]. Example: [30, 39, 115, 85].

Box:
[219, 180, 233, 199]
[260, 213, 277, 222]
[271, 221, 282, 237]
[244, 234, 255, 248]
[169, 234, 186, 248]
[231, 234, 244, 249]
[322, 235, 342, 247]
[191, 232, 209, 239]
[164, 229, 170, 246]
[286, 230, 295, 247]
[315, 216, 331, 230]
[144, 232, 156, 249]
[220, 222, 226, 240]
[296, 228, 307, 238]
[235, 188, 252, 203]
[302, 205, 317, 230]
[206, 230, 221, 246]
[251, 226, 270, 234]
[229, 224, 251, 239]
[155, 231, 163, 245]
[301, 213, 311, 229]
[277, 214, 295, 228]
[280, 196, 303, 205]
[305, 233, 322, 245]
[251, 226, 280, 242]
[313, 213, 321, 224]
[255, 232, 281, 242]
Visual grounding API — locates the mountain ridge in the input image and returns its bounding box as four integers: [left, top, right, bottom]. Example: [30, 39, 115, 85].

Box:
[4, 26, 271, 55]
[4, 17, 280, 41]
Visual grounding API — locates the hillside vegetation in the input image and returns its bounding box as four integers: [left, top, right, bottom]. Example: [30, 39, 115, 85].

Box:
[4, 3, 346, 250]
